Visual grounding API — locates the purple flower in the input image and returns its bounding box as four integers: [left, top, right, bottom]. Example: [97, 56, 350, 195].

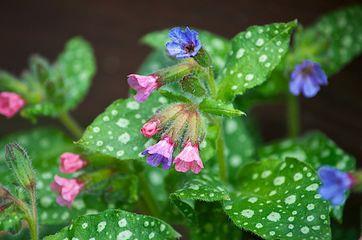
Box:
[142, 136, 174, 170]
[318, 166, 353, 206]
[166, 27, 202, 59]
[290, 60, 328, 98]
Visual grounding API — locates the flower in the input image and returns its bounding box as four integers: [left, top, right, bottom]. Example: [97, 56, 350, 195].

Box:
[142, 137, 174, 170]
[141, 119, 160, 138]
[51, 175, 84, 208]
[60, 153, 87, 174]
[318, 166, 353, 206]
[174, 141, 204, 174]
[0, 92, 25, 118]
[166, 27, 201, 59]
[290, 60, 328, 98]
[127, 74, 159, 102]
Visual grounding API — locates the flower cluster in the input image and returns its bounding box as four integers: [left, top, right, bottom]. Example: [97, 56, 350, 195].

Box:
[125, 27, 207, 174]
[51, 153, 87, 207]
[141, 104, 205, 173]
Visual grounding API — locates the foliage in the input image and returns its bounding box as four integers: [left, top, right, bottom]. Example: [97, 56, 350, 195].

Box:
[0, 4, 361, 240]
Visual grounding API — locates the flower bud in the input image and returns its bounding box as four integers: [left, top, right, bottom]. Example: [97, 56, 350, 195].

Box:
[141, 119, 160, 138]
[60, 152, 87, 174]
[0, 92, 26, 118]
[5, 143, 36, 191]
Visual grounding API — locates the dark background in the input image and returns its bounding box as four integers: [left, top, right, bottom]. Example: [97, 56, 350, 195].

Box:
[0, 0, 361, 234]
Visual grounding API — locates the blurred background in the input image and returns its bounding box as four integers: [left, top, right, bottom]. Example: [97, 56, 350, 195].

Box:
[0, 0, 361, 232]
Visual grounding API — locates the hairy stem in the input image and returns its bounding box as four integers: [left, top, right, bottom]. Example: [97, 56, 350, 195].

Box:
[138, 173, 161, 218]
[206, 67, 217, 97]
[287, 93, 300, 138]
[216, 118, 228, 182]
[29, 189, 38, 240]
[59, 112, 84, 139]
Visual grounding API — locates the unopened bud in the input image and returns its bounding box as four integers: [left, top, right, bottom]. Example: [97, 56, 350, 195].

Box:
[5, 143, 36, 191]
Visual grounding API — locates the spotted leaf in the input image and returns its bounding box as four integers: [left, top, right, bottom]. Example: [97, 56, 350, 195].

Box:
[224, 117, 260, 183]
[44, 209, 180, 240]
[224, 158, 331, 240]
[55, 37, 96, 111]
[190, 202, 242, 240]
[295, 5, 362, 75]
[258, 131, 356, 221]
[78, 93, 168, 160]
[217, 21, 297, 102]
[170, 172, 229, 223]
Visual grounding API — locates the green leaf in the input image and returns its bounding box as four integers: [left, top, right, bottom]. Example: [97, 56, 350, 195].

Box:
[138, 50, 176, 75]
[78, 93, 169, 160]
[217, 21, 297, 102]
[295, 5, 362, 75]
[44, 209, 180, 240]
[190, 202, 242, 240]
[55, 37, 96, 110]
[1, 37, 96, 120]
[199, 98, 245, 117]
[224, 158, 331, 240]
[141, 29, 230, 74]
[224, 117, 260, 183]
[258, 131, 356, 221]
[158, 89, 192, 103]
[170, 172, 229, 222]
[258, 131, 356, 172]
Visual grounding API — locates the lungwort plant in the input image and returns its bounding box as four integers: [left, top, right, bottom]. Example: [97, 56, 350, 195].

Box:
[1, 4, 362, 240]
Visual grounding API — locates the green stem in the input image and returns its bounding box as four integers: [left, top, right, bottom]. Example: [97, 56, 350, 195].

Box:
[29, 190, 38, 240]
[59, 112, 84, 139]
[287, 93, 300, 138]
[216, 118, 227, 182]
[206, 68, 217, 97]
[138, 173, 161, 217]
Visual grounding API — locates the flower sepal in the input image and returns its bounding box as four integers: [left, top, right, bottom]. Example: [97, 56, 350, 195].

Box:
[192, 47, 212, 68]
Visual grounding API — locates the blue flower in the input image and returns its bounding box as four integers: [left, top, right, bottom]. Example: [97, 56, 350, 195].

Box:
[318, 166, 353, 206]
[142, 137, 174, 170]
[166, 27, 202, 59]
[290, 60, 328, 98]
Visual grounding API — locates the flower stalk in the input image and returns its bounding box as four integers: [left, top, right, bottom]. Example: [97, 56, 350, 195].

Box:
[59, 112, 84, 139]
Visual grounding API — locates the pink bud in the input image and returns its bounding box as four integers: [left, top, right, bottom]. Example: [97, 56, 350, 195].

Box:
[60, 153, 87, 173]
[174, 141, 204, 174]
[141, 119, 160, 138]
[51, 175, 84, 208]
[127, 74, 159, 102]
[0, 92, 25, 118]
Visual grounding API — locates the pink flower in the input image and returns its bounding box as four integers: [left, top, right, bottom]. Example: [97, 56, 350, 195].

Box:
[50, 175, 84, 208]
[142, 136, 174, 170]
[60, 152, 87, 173]
[0, 92, 25, 118]
[174, 141, 204, 174]
[127, 74, 160, 102]
[141, 119, 160, 138]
